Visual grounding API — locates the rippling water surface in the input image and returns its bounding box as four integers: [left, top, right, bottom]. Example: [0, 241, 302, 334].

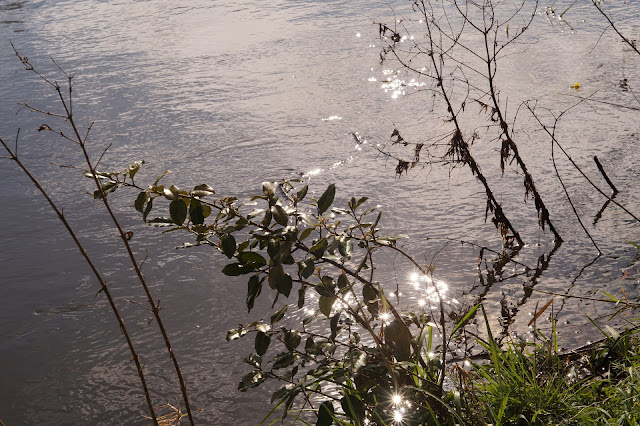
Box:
[1, 0, 639, 423]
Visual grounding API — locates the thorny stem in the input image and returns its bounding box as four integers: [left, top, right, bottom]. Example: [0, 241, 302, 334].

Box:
[0, 136, 159, 425]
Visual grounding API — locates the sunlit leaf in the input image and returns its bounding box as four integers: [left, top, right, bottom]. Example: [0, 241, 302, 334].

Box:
[300, 227, 313, 241]
[93, 181, 119, 199]
[317, 183, 336, 215]
[163, 187, 177, 201]
[142, 198, 154, 222]
[319, 296, 335, 317]
[134, 191, 149, 213]
[124, 160, 144, 180]
[238, 370, 264, 392]
[146, 217, 174, 226]
[315, 276, 335, 297]
[271, 304, 288, 325]
[296, 184, 308, 202]
[192, 183, 215, 197]
[271, 205, 289, 226]
[153, 170, 171, 187]
[311, 238, 328, 258]
[450, 303, 480, 337]
[283, 329, 301, 352]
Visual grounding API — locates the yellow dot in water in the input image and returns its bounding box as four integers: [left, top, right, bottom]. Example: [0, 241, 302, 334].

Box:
[572, 82, 580, 89]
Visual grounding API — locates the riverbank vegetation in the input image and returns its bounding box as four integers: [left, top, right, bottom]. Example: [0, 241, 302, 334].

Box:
[1, 0, 639, 424]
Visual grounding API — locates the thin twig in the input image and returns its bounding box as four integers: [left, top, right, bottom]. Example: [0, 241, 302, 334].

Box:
[0, 135, 159, 425]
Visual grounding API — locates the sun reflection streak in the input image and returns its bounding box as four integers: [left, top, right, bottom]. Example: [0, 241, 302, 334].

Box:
[380, 69, 427, 99]
[303, 168, 322, 178]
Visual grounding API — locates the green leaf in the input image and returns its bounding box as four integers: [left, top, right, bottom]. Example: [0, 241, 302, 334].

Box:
[134, 191, 149, 213]
[220, 234, 236, 259]
[299, 227, 313, 241]
[363, 285, 378, 316]
[255, 331, 271, 356]
[331, 208, 350, 215]
[337, 272, 349, 290]
[202, 204, 212, 218]
[298, 285, 306, 309]
[146, 217, 174, 226]
[142, 197, 154, 222]
[305, 337, 322, 355]
[319, 296, 335, 317]
[377, 235, 408, 246]
[315, 276, 335, 297]
[271, 385, 292, 404]
[162, 187, 177, 201]
[262, 181, 276, 196]
[222, 263, 253, 276]
[269, 264, 292, 297]
[271, 304, 288, 325]
[271, 240, 293, 266]
[238, 370, 265, 392]
[354, 196, 369, 209]
[449, 303, 480, 338]
[169, 199, 188, 225]
[317, 401, 335, 426]
[93, 181, 119, 199]
[337, 237, 353, 258]
[226, 328, 246, 341]
[188, 199, 205, 225]
[261, 210, 272, 227]
[340, 395, 364, 422]
[271, 205, 289, 226]
[311, 238, 328, 258]
[124, 160, 144, 180]
[238, 251, 267, 269]
[272, 352, 296, 369]
[317, 184, 336, 215]
[296, 184, 308, 202]
[283, 329, 301, 352]
[192, 183, 215, 197]
[246, 275, 262, 312]
[385, 318, 412, 362]
[299, 258, 315, 279]
[153, 170, 171, 187]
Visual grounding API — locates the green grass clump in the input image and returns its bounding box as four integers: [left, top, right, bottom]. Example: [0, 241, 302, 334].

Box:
[455, 315, 640, 426]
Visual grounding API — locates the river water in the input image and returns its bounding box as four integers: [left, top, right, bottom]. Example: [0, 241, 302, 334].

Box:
[0, 0, 639, 424]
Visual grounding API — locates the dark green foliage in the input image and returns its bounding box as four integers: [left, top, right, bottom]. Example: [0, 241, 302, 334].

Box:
[130, 172, 640, 425]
